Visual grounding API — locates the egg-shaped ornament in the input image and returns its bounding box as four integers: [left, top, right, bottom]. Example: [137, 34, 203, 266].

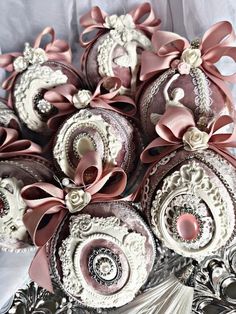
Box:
[49, 201, 156, 309]
[0, 27, 84, 141]
[138, 21, 236, 142]
[52, 77, 144, 193]
[141, 104, 236, 261]
[0, 127, 55, 252]
[80, 3, 160, 95]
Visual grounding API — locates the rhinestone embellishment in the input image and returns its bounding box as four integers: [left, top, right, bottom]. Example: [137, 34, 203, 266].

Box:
[88, 247, 122, 286]
[0, 192, 9, 218]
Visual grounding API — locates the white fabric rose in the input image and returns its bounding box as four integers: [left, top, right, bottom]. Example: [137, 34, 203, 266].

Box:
[65, 189, 91, 213]
[73, 89, 92, 109]
[183, 127, 209, 151]
[181, 48, 202, 68]
[13, 56, 28, 72]
[104, 14, 135, 30]
[30, 47, 48, 64]
[120, 14, 135, 29]
[13, 44, 48, 72]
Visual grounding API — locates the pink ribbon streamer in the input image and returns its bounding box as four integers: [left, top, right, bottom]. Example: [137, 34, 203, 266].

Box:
[0, 127, 41, 158]
[22, 151, 127, 292]
[141, 106, 236, 167]
[0, 27, 72, 101]
[140, 21, 236, 103]
[80, 2, 161, 47]
[44, 76, 136, 130]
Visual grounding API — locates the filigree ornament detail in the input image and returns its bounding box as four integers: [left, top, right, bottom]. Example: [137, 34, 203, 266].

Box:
[14, 64, 67, 132]
[58, 214, 148, 308]
[53, 109, 122, 177]
[0, 177, 28, 245]
[151, 161, 234, 259]
[97, 23, 152, 94]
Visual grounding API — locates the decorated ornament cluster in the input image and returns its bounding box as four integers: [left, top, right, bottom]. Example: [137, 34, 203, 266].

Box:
[1, 3, 236, 313]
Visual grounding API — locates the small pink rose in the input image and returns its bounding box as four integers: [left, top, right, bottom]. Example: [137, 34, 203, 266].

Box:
[170, 59, 180, 69]
[177, 62, 191, 75]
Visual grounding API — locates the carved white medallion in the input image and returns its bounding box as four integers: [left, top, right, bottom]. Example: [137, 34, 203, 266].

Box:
[0, 101, 19, 127]
[97, 15, 152, 93]
[151, 161, 234, 259]
[14, 64, 68, 132]
[58, 214, 148, 308]
[53, 109, 122, 177]
[0, 177, 28, 243]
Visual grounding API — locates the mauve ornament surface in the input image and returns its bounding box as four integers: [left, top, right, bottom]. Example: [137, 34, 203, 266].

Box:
[83, 28, 152, 95]
[0, 156, 54, 252]
[49, 201, 156, 309]
[12, 60, 83, 137]
[141, 149, 236, 260]
[138, 69, 233, 142]
[53, 108, 144, 188]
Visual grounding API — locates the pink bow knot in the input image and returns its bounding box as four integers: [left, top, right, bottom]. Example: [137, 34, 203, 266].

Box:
[140, 21, 236, 103]
[44, 76, 136, 130]
[141, 106, 236, 167]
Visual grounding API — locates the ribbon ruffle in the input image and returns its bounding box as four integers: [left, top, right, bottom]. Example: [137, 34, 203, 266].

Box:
[22, 151, 127, 291]
[44, 76, 136, 130]
[140, 21, 236, 103]
[141, 106, 236, 167]
[0, 127, 41, 158]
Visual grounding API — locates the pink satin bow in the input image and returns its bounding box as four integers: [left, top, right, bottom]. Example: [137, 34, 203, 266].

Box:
[21, 151, 127, 292]
[0, 27, 72, 95]
[140, 21, 236, 103]
[141, 106, 236, 167]
[80, 2, 161, 47]
[44, 76, 136, 130]
[0, 127, 41, 158]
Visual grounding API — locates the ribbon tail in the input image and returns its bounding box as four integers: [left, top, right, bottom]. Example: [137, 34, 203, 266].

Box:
[29, 246, 54, 293]
[140, 51, 172, 81]
[2, 72, 18, 91]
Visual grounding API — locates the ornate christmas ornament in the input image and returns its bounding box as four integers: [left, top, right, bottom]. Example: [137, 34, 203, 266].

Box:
[53, 108, 143, 193]
[80, 3, 160, 94]
[139, 22, 236, 142]
[49, 202, 156, 309]
[0, 28, 83, 138]
[141, 101, 236, 260]
[0, 155, 54, 251]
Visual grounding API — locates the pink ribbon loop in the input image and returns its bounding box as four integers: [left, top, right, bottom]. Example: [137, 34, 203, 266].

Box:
[129, 2, 161, 36]
[0, 27, 72, 92]
[74, 151, 127, 200]
[140, 21, 236, 102]
[141, 106, 236, 166]
[90, 77, 136, 116]
[80, 6, 108, 47]
[44, 76, 136, 129]
[0, 127, 41, 158]
[80, 2, 160, 47]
